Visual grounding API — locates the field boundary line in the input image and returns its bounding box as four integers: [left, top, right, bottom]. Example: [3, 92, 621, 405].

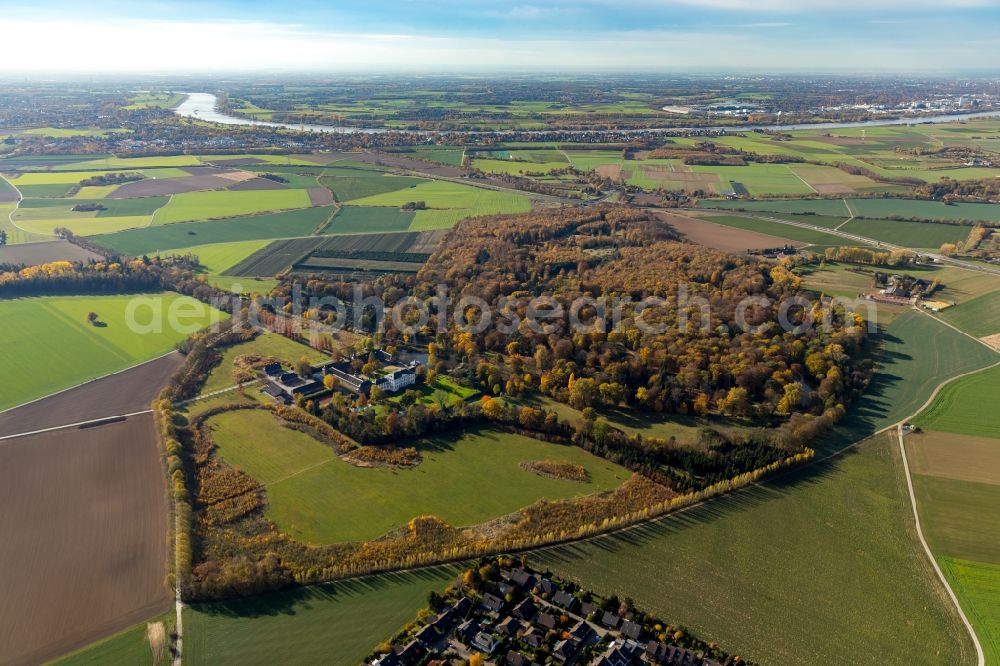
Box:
[897, 426, 983, 666]
[0, 409, 152, 443]
[0, 350, 179, 418]
[834, 198, 855, 230]
[698, 208, 1000, 277]
[787, 165, 818, 194]
[894, 351, 1000, 666]
[915, 306, 1000, 353]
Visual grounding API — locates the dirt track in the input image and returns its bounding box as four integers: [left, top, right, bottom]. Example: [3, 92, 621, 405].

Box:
[0, 414, 170, 665]
[0, 352, 183, 437]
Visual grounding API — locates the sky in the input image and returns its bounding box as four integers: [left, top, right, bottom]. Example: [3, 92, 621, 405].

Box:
[0, 0, 998, 73]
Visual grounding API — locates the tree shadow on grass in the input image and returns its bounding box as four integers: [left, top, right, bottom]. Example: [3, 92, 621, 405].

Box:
[193, 564, 464, 620]
[535, 448, 857, 567]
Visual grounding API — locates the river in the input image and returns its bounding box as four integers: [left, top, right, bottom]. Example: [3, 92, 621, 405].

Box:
[174, 92, 1000, 136]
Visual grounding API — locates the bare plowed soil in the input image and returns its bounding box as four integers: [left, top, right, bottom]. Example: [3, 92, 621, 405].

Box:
[0, 414, 170, 665]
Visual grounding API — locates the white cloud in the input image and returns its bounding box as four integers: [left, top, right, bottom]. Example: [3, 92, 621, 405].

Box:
[0, 18, 993, 73]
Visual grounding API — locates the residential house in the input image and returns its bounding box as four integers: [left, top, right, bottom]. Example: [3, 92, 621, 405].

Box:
[601, 611, 621, 630]
[551, 590, 579, 613]
[620, 620, 642, 640]
[496, 616, 523, 638]
[470, 631, 499, 655]
[553, 639, 576, 663]
[512, 597, 537, 621]
[536, 612, 558, 630]
[481, 592, 505, 614]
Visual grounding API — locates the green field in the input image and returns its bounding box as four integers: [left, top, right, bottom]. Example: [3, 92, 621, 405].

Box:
[939, 291, 1000, 338]
[403, 146, 465, 166]
[348, 180, 532, 226]
[324, 206, 415, 234]
[940, 558, 1000, 665]
[911, 475, 1000, 564]
[183, 567, 460, 666]
[207, 411, 630, 544]
[90, 206, 333, 256]
[908, 349, 1000, 664]
[914, 364, 1000, 438]
[167, 240, 279, 294]
[696, 213, 846, 247]
[320, 173, 426, 202]
[199, 332, 326, 395]
[472, 158, 567, 175]
[701, 198, 1000, 223]
[840, 218, 968, 248]
[0, 293, 224, 411]
[50, 612, 174, 666]
[536, 432, 973, 665]
[154, 190, 313, 225]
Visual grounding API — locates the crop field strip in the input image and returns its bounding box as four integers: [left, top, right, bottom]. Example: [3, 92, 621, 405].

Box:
[910, 363, 1000, 664]
[225, 229, 446, 277]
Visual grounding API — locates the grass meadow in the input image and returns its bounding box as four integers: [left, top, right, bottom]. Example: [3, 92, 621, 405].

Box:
[939, 291, 1000, 338]
[198, 332, 326, 395]
[207, 411, 630, 544]
[51, 612, 175, 666]
[536, 433, 973, 666]
[0, 293, 223, 411]
[183, 567, 461, 666]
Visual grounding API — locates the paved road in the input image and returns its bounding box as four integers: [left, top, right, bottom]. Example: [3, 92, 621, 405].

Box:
[0, 352, 183, 437]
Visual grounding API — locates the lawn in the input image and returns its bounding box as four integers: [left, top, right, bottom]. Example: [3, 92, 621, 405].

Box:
[0, 293, 224, 411]
[387, 375, 480, 406]
[51, 612, 174, 666]
[199, 332, 327, 395]
[206, 412, 630, 544]
[537, 432, 975, 665]
[89, 206, 333, 256]
[939, 291, 1000, 338]
[183, 567, 461, 666]
[153, 190, 313, 225]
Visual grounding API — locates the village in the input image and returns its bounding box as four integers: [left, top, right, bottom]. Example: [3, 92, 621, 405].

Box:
[369, 560, 737, 666]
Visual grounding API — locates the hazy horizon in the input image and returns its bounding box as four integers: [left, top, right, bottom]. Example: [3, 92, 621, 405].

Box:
[1, 0, 998, 74]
